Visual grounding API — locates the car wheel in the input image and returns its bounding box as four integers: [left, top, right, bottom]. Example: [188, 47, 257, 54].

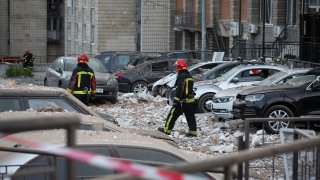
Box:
[263, 105, 294, 134]
[151, 86, 160, 97]
[110, 97, 117, 104]
[58, 81, 62, 88]
[44, 78, 48, 86]
[198, 93, 215, 113]
[131, 81, 148, 94]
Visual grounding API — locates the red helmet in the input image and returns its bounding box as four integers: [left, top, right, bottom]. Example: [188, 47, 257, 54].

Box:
[175, 59, 187, 71]
[78, 53, 89, 63]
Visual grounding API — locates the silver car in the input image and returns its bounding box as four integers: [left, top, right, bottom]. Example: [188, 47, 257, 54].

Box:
[44, 56, 118, 103]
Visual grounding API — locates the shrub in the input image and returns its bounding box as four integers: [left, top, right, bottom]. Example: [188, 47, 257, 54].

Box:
[6, 67, 33, 77]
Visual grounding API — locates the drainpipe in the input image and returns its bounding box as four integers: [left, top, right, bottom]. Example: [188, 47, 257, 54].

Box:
[201, 0, 206, 62]
[8, 0, 10, 54]
[262, 0, 266, 62]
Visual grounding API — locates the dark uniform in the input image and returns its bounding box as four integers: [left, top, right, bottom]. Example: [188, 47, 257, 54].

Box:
[159, 59, 197, 137]
[67, 54, 96, 105]
[22, 50, 35, 69]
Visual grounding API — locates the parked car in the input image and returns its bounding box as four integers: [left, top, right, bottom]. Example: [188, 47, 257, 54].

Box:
[211, 69, 309, 119]
[233, 75, 320, 134]
[158, 50, 197, 61]
[193, 64, 288, 112]
[115, 58, 192, 94]
[151, 61, 227, 97]
[44, 56, 118, 103]
[0, 84, 118, 124]
[201, 60, 266, 81]
[0, 129, 222, 179]
[94, 51, 140, 73]
[0, 84, 176, 145]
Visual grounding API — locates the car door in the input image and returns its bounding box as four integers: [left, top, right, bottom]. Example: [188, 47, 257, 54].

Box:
[144, 61, 172, 83]
[47, 58, 64, 87]
[298, 79, 320, 115]
[222, 68, 280, 89]
[0, 97, 23, 112]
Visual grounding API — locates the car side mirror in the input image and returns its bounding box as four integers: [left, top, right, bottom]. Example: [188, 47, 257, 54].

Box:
[55, 68, 62, 74]
[231, 77, 239, 83]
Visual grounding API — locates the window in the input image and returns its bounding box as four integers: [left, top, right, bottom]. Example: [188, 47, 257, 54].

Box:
[27, 99, 78, 112]
[286, 0, 296, 25]
[0, 98, 21, 112]
[151, 62, 169, 72]
[115, 147, 184, 163]
[260, 0, 273, 24]
[309, 0, 320, 8]
[114, 55, 131, 66]
[237, 68, 280, 82]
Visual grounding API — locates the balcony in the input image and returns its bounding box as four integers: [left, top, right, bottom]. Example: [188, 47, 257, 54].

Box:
[172, 10, 201, 31]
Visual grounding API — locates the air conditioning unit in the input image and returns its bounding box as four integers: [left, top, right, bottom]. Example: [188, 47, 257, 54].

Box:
[273, 26, 285, 38]
[230, 22, 240, 36]
[248, 24, 259, 34]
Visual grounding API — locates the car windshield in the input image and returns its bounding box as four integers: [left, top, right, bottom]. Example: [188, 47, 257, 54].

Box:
[256, 71, 288, 86]
[65, 58, 108, 73]
[217, 65, 241, 81]
[285, 75, 316, 86]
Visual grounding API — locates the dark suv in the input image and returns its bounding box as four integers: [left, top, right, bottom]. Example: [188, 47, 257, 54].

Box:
[115, 58, 190, 94]
[94, 51, 140, 73]
[233, 75, 320, 134]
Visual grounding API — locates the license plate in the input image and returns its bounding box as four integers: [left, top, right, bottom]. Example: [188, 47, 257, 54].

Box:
[96, 88, 103, 93]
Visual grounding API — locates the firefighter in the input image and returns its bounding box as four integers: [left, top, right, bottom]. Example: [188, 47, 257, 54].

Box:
[158, 59, 198, 137]
[22, 50, 35, 69]
[67, 53, 96, 105]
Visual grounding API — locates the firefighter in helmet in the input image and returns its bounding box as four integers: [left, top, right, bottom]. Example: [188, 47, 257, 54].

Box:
[67, 53, 96, 105]
[158, 59, 198, 137]
[22, 50, 35, 69]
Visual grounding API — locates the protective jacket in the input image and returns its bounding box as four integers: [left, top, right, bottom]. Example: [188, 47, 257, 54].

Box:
[173, 69, 195, 104]
[22, 53, 35, 68]
[67, 63, 96, 95]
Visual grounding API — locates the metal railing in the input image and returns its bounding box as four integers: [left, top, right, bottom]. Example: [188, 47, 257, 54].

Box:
[1, 114, 320, 180]
[171, 9, 201, 31]
[0, 113, 80, 180]
[242, 116, 320, 180]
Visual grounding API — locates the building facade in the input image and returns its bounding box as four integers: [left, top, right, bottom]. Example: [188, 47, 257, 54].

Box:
[1, 0, 319, 63]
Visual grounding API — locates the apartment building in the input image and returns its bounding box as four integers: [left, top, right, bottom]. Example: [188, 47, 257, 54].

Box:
[0, 0, 64, 63]
[65, 0, 175, 55]
[1, 0, 319, 63]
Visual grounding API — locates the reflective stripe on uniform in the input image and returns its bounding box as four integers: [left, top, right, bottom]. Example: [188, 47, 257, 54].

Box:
[73, 90, 92, 94]
[182, 98, 195, 103]
[185, 78, 193, 95]
[77, 71, 94, 88]
[188, 130, 197, 135]
[164, 107, 176, 132]
[174, 97, 180, 101]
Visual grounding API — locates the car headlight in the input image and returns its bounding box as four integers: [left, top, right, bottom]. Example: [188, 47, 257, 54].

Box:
[213, 96, 235, 103]
[106, 79, 118, 86]
[244, 94, 264, 102]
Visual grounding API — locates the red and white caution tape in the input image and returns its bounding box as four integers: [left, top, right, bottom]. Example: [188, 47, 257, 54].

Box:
[0, 132, 208, 180]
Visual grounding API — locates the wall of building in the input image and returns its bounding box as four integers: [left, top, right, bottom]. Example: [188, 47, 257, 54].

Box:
[10, 0, 47, 61]
[141, 0, 171, 52]
[0, 1, 9, 55]
[97, 0, 136, 52]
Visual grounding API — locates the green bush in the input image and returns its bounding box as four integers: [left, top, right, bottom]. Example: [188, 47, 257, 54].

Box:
[6, 67, 33, 77]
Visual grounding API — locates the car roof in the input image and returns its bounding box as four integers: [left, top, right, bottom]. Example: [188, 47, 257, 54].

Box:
[0, 129, 196, 164]
[0, 83, 103, 120]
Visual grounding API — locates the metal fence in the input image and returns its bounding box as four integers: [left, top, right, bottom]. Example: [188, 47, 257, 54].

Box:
[241, 117, 320, 180]
[1, 114, 320, 180]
